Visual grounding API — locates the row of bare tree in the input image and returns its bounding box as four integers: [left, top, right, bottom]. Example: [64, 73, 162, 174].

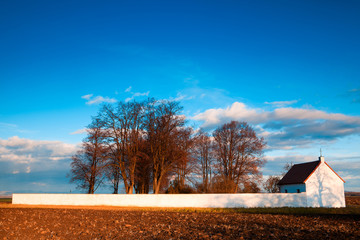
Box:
[69, 99, 266, 194]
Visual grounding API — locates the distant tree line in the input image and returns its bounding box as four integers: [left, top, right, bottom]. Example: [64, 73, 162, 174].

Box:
[69, 99, 266, 194]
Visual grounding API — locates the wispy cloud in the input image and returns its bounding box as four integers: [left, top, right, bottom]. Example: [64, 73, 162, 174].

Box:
[70, 128, 87, 135]
[31, 182, 47, 186]
[81, 94, 93, 100]
[349, 88, 360, 93]
[125, 86, 132, 92]
[169, 93, 195, 102]
[166, 87, 236, 114]
[82, 94, 117, 105]
[0, 122, 33, 134]
[265, 100, 299, 107]
[133, 91, 150, 97]
[0, 122, 18, 128]
[125, 88, 150, 102]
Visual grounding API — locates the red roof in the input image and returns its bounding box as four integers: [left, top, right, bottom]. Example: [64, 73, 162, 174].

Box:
[278, 160, 345, 185]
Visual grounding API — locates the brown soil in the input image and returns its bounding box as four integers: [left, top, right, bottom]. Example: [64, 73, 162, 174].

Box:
[1, 204, 359, 239]
[346, 196, 360, 207]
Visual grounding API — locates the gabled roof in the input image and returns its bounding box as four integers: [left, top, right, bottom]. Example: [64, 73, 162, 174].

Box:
[278, 160, 321, 185]
[278, 160, 345, 185]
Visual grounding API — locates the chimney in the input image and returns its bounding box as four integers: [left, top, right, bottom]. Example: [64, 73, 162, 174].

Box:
[319, 148, 325, 163]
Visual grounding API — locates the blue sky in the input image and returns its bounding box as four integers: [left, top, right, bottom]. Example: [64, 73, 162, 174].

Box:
[1, 0, 360, 195]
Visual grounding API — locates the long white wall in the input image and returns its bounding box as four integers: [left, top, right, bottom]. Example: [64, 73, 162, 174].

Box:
[12, 193, 307, 208]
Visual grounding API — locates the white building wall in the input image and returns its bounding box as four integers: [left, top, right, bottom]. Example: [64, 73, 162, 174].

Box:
[305, 162, 345, 208]
[279, 184, 306, 193]
[12, 193, 308, 208]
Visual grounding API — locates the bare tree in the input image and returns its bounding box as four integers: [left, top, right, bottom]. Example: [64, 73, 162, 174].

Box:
[212, 121, 266, 193]
[242, 180, 262, 193]
[144, 99, 186, 194]
[172, 126, 196, 190]
[125, 101, 147, 193]
[134, 147, 152, 194]
[97, 104, 120, 193]
[99, 101, 145, 194]
[264, 175, 281, 193]
[133, 132, 152, 194]
[69, 118, 107, 194]
[193, 129, 214, 193]
[282, 162, 294, 176]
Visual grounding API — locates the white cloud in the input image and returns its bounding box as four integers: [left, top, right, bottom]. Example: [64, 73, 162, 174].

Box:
[133, 91, 150, 97]
[343, 175, 360, 180]
[70, 128, 87, 135]
[174, 94, 186, 101]
[49, 157, 68, 161]
[193, 101, 360, 150]
[81, 94, 117, 105]
[125, 89, 150, 102]
[125, 86, 132, 92]
[31, 182, 47, 186]
[0, 153, 34, 164]
[0, 122, 33, 134]
[193, 102, 267, 127]
[169, 93, 195, 102]
[0, 136, 77, 159]
[271, 107, 360, 123]
[0, 136, 78, 174]
[125, 97, 133, 102]
[0, 137, 84, 194]
[194, 101, 360, 128]
[265, 100, 299, 107]
[81, 94, 93, 100]
[0, 122, 18, 128]
[86, 96, 117, 105]
[265, 154, 316, 164]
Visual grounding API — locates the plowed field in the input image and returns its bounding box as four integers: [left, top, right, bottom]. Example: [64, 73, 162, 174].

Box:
[1, 203, 359, 240]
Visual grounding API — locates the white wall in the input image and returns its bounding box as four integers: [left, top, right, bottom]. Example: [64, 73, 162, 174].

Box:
[11, 162, 346, 208]
[13, 193, 308, 208]
[280, 184, 306, 193]
[306, 162, 345, 208]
